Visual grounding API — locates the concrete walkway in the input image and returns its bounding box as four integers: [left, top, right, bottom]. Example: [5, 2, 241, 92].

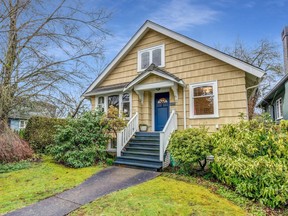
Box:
[6, 166, 160, 216]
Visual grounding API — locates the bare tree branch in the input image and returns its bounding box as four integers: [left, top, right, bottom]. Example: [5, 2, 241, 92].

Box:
[0, 0, 111, 128]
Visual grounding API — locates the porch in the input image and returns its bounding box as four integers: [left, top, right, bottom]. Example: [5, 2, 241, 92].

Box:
[114, 110, 177, 171]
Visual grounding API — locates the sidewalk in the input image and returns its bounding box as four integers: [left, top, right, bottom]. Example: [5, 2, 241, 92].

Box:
[6, 166, 160, 216]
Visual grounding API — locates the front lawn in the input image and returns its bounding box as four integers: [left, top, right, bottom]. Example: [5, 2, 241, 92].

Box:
[0, 156, 103, 214]
[70, 176, 247, 216]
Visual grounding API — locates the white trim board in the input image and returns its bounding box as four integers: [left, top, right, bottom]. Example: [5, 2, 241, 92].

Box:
[124, 70, 185, 92]
[83, 20, 265, 96]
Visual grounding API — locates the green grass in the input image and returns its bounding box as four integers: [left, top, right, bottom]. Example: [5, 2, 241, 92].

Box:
[0, 160, 32, 173]
[70, 176, 247, 216]
[0, 156, 103, 214]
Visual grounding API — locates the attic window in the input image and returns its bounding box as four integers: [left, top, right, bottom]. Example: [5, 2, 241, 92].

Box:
[138, 44, 165, 71]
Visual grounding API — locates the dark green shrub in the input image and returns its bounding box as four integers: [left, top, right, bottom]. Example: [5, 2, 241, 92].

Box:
[211, 119, 288, 208]
[168, 127, 212, 174]
[24, 116, 67, 153]
[50, 111, 110, 168]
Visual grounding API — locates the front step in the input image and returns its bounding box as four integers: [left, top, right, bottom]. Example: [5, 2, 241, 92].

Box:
[114, 160, 161, 171]
[122, 151, 159, 160]
[114, 131, 162, 171]
[116, 156, 162, 166]
[125, 146, 159, 154]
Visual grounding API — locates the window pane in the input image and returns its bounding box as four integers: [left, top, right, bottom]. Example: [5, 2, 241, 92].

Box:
[194, 86, 213, 97]
[141, 52, 150, 69]
[157, 98, 168, 104]
[276, 98, 283, 119]
[122, 93, 130, 118]
[122, 93, 129, 102]
[123, 102, 130, 118]
[108, 95, 119, 110]
[280, 100, 283, 117]
[98, 97, 104, 104]
[152, 49, 161, 66]
[194, 97, 214, 115]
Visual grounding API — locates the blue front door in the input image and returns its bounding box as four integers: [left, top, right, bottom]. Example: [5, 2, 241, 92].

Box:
[155, 92, 170, 131]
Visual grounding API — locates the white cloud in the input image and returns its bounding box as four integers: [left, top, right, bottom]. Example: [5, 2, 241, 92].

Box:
[149, 0, 220, 31]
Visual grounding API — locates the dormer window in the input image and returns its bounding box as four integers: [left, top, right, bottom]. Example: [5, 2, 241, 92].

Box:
[137, 44, 165, 71]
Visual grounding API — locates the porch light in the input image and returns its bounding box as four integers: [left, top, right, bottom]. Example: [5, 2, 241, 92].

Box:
[156, 88, 161, 91]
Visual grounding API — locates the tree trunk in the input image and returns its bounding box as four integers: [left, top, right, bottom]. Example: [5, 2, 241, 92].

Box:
[248, 88, 259, 120]
[198, 158, 207, 171]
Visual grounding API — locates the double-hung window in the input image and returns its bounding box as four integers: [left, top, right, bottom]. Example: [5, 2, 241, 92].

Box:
[122, 93, 130, 118]
[275, 98, 283, 120]
[138, 45, 165, 71]
[97, 96, 105, 112]
[189, 81, 219, 118]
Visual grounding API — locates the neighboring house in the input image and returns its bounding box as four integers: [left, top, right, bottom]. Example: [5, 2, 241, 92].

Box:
[83, 20, 264, 170]
[258, 74, 288, 121]
[8, 101, 56, 131]
[258, 27, 288, 121]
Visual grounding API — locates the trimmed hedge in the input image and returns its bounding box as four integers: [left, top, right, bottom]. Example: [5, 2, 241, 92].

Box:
[24, 116, 67, 153]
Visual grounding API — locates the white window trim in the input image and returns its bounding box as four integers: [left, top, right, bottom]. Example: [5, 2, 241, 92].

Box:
[189, 81, 219, 119]
[96, 96, 105, 112]
[95, 92, 132, 120]
[275, 98, 283, 120]
[137, 44, 165, 72]
[19, 120, 26, 129]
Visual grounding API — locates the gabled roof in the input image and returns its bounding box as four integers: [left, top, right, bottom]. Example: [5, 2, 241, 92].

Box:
[258, 73, 288, 106]
[83, 20, 265, 96]
[124, 63, 185, 91]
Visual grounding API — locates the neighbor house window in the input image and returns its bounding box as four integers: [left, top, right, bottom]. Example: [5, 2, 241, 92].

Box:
[122, 93, 130, 118]
[19, 120, 26, 129]
[97, 96, 104, 112]
[138, 44, 165, 71]
[275, 98, 283, 119]
[189, 81, 219, 118]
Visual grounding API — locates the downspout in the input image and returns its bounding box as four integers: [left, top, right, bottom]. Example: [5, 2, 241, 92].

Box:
[183, 85, 187, 129]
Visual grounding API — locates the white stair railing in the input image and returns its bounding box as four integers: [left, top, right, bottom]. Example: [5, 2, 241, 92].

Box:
[117, 112, 138, 157]
[159, 110, 177, 161]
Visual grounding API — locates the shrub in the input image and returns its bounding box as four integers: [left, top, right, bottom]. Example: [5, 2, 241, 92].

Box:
[24, 116, 67, 153]
[50, 111, 110, 168]
[211, 119, 288, 208]
[0, 123, 33, 163]
[101, 105, 126, 139]
[168, 127, 211, 173]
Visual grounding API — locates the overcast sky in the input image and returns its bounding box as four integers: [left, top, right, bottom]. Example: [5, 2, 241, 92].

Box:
[91, 0, 287, 65]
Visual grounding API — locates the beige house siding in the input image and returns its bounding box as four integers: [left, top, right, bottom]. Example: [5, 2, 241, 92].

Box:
[95, 29, 248, 132]
[91, 97, 96, 110]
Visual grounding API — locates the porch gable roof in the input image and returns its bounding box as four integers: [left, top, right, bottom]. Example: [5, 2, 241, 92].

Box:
[123, 64, 185, 92]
